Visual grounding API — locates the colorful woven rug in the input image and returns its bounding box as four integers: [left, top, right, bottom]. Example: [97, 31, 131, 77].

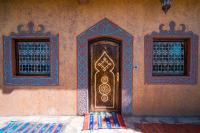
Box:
[0, 121, 64, 133]
[82, 112, 126, 130]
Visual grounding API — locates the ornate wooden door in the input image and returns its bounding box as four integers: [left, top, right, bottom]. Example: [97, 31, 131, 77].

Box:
[89, 39, 121, 112]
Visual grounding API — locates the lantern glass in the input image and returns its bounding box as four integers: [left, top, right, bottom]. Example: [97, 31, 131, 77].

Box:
[161, 0, 172, 14]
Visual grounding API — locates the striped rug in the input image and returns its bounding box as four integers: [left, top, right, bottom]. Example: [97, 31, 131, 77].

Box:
[0, 121, 64, 133]
[82, 112, 126, 130]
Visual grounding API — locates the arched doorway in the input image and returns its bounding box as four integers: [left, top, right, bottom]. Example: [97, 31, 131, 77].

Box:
[77, 18, 133, 115]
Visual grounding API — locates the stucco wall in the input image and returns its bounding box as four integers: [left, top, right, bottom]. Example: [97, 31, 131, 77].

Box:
[0, 0, 200, 116]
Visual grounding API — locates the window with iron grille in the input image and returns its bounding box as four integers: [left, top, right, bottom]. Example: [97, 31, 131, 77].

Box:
[4, 21, 59, 86]
[152, 41, 185, 76]
[144, 21, 198, 84]
[15, 40, 51, 76]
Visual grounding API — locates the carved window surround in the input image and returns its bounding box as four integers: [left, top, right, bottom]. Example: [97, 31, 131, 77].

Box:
[4, 21, 59, 86]
[145, 21, 198, 84]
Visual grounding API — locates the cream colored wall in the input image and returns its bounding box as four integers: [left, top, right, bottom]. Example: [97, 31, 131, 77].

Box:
[0, 0, 200, 116]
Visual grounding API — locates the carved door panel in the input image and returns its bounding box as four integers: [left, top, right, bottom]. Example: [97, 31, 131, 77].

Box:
[89, 39, 121, 112]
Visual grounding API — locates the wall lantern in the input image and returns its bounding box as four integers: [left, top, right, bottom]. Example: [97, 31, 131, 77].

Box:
[161, 0, 172, 14]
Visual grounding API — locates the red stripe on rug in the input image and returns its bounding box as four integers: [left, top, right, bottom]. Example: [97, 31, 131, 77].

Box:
[82, 113, 90, 130]
[27, 123, 38, 133]
[35, 124, 44, 133]
[93, 114, 98, 130]
[12, 122, 25, 133]
[29, 123, 40, 133]
[2, 122, 18, 133]
[51, 124, 59, 133]
[20, 123, 33, 133]
[109, 113, 115, 128]
[117, 113, 126, 128]
[42, 124, 51, 133]
[101, 114, 107, 128]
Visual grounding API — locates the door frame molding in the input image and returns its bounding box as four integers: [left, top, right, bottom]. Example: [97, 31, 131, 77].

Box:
[77, 18, 133, 115]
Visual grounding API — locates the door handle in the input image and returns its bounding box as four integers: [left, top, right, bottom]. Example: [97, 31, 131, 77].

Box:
[116, 72, 119, 82]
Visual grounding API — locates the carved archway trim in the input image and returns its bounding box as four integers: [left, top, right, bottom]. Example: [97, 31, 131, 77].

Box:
[77, 18, 133, 115]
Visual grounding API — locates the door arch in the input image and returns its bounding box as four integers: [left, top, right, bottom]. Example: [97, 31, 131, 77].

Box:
[77, 18, 133, 115]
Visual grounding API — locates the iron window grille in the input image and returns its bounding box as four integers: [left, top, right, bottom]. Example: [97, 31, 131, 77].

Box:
[15, 39, 51, 76]
[152, 41, 186, 76]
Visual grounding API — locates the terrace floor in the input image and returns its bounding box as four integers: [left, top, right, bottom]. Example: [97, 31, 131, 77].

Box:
[0, 116, 200, 133]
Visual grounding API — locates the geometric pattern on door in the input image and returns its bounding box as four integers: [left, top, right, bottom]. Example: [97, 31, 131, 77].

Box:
[89, 39, 120, 112]
[95, 51, 115, 108]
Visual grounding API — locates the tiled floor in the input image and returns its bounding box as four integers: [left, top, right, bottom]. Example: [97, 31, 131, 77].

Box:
[0, 116, 200, 133]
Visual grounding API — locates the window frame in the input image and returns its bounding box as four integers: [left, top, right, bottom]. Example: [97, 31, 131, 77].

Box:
[4, 21, 59, 86]
[144, 21, 198, 84]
